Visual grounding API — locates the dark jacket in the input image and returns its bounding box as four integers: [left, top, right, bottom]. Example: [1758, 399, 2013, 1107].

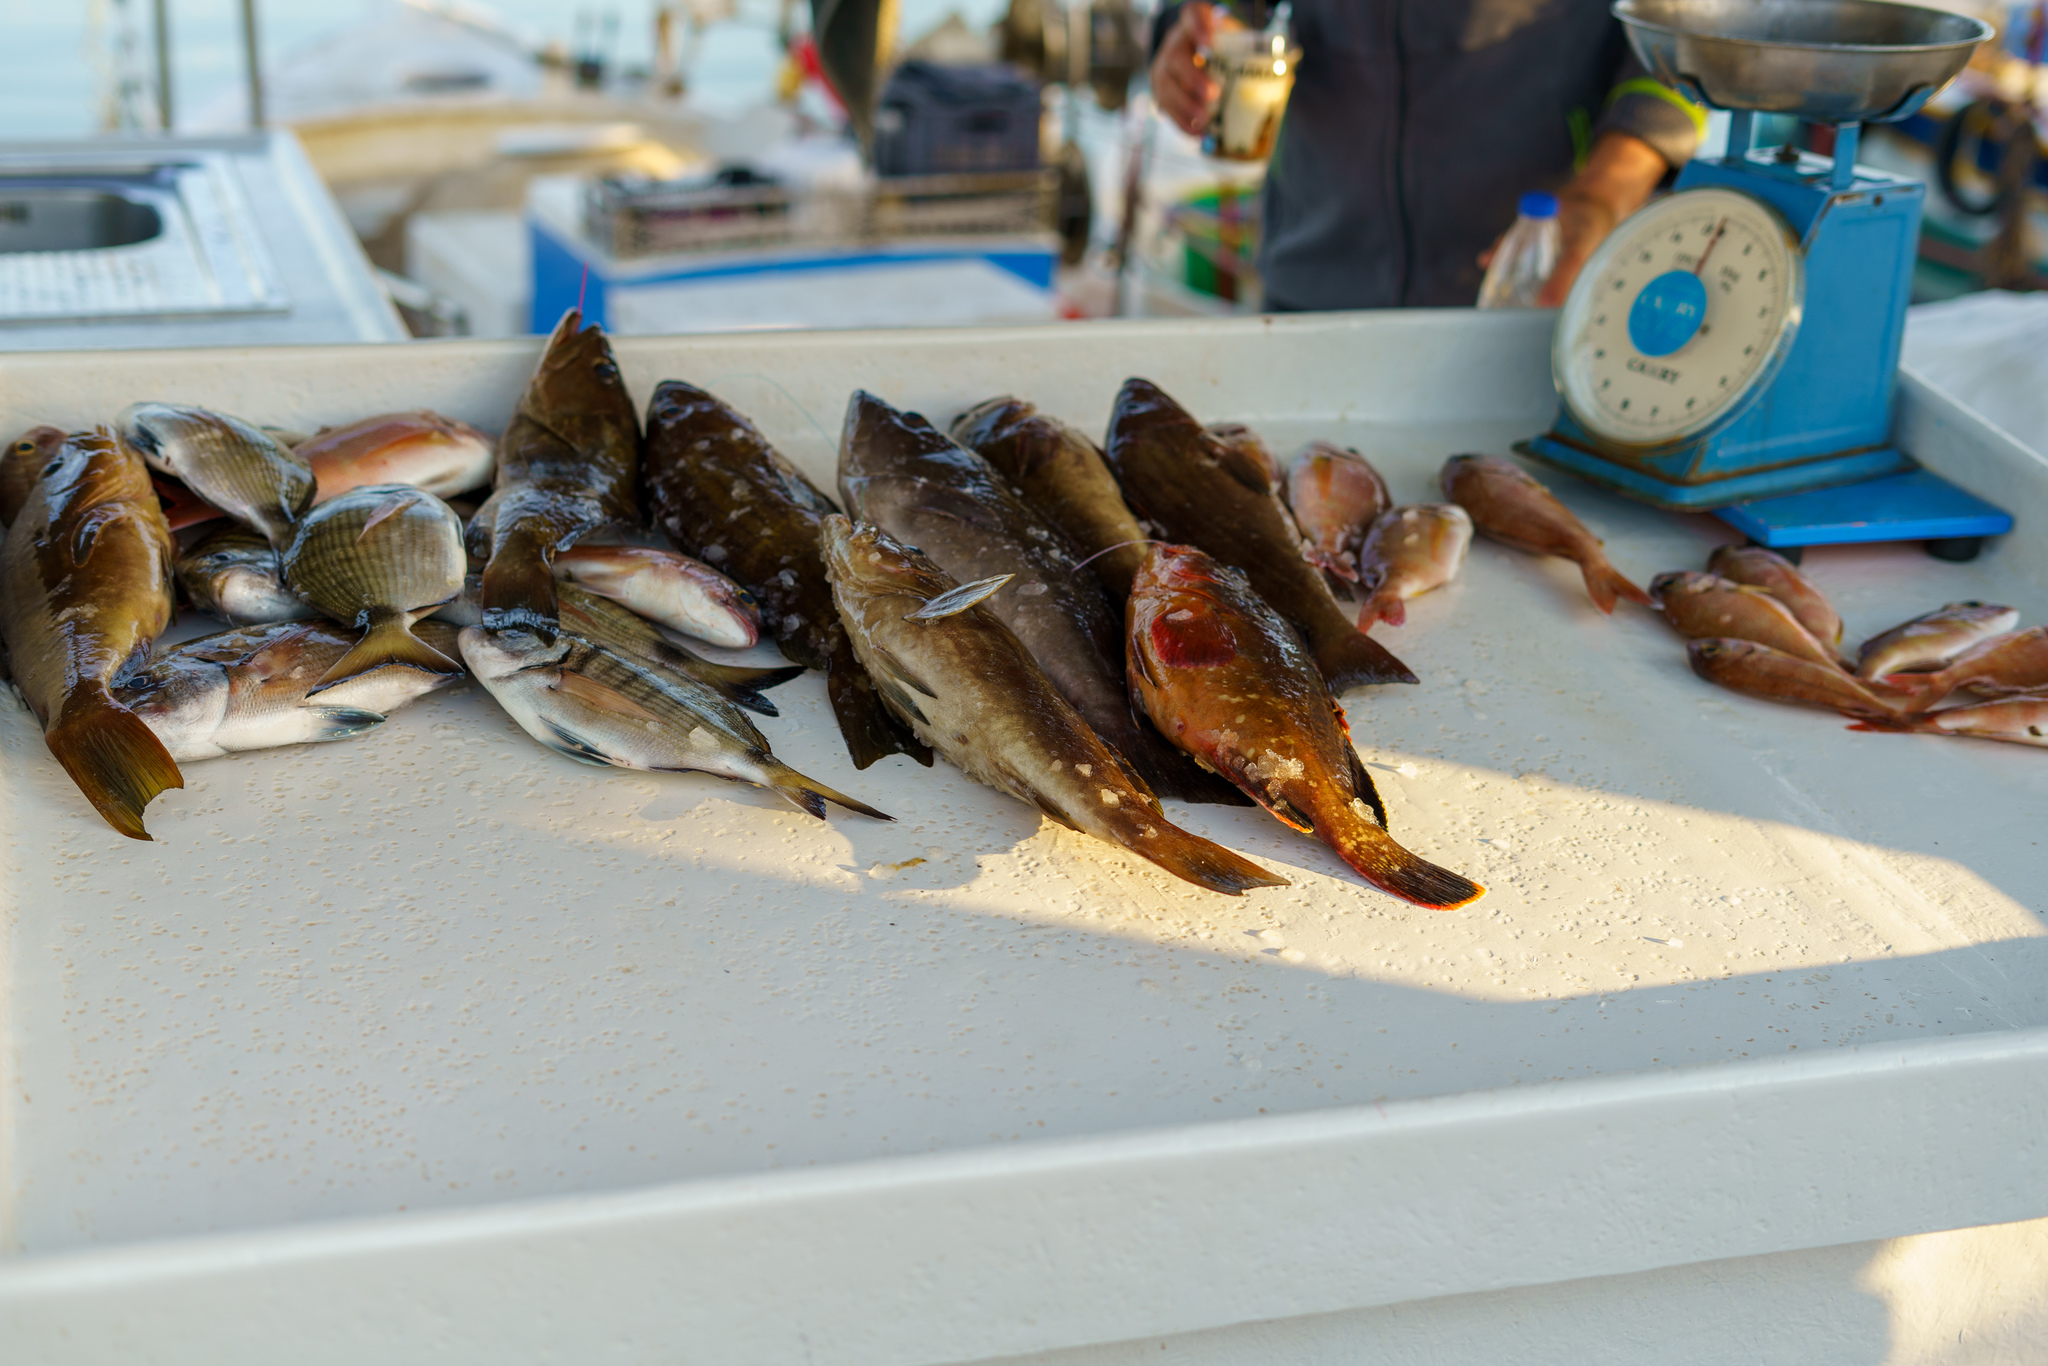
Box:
[1166, 0, 1703, 308]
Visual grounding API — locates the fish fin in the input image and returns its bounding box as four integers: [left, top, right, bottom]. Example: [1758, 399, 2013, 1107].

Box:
[479, 526, 562, 633]
[304, 706, 388, 740]
[1355, 589, 1406, 630]
[553, 669, 665, 723]
[1322, 813, 1484, 910]
[824, 649, 934, 769]
[1581, 555, 1654, 614]
[1124, 742, 1255, 807]
[1130, 823, 1290, 896]
[1267, 795, 1317, 832]
[539, 717, 616, 766]
[1313, 628, 1419, 691]
[357, 489, 420, 540]
[44, 688, 184, 841]
[307, 615, 464, 695]
[1031, 793, 1084, 831]
[1306, 549, 1360, 586]
[762, 761, 893, 821]
[1845, 716, 1924, 734]
[1344, 747, 1390, 830]
[69, 505, 125, 565]
[1209, 438, 1273, 495]
[905, 573, 1014, 621]
[868, 642, 938, 698]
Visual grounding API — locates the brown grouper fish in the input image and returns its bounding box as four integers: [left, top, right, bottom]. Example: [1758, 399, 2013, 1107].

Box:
[641, 379, 927, 770]
[842, 390, 1243, 805]
[1127, 543, 1484, 910]
[470, 310, 641, 633]
[949, 395, 1153, 602]
[0, 428, 183, 839]
[1104, 379, 1416, 692]
[822, 517, 1285, 896]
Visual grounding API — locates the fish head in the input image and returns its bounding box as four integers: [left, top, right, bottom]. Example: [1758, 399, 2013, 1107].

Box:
[123, 659, 233, 754]
[1686, 636, 1763, 677]
[8, 425, 64, 467]
[947, 395, 1032, 448]
[1130, 544, 1245, 673]
[457, 625, 566, 684]
[819, 516, 951, 601]
[1650, 570, 1720, 605]
[838, 390, 965, 494]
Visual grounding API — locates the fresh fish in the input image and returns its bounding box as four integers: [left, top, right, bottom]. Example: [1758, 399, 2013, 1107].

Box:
[117, 402, 316, 551]
[1353, 504, 1473, 628]
[0, 428, 182, 839]
[1706, 544, 1843, 646]
[1128, 544, 1485, 909]
[949, 395, 1152, 601]
[1686, 639, 1904, 717]
[435, 573, 800, 717]
[1856, 602, 2020, 680]
[1849, 695, 2048, 747]
[1284, 441, 1392, 585]
[2, 424, 64, 527]
[1441, 454, 1652, 614]
[822, 517, 1286, 895]
[282, 483, 466, 693]
[1104, 379, 1416, 691]
[1651, 571, 1844, 671]
[470, 310, 641, 633]
[460, 626, 889, 821]
[641, 378, 927, 770]
[1876, 627, 2048, 709]
[297, 410, 496, 503]
[553, 543, 761, 648]
[117, 619, 464, 761]
[841, 390, 1240, 805]
[174, 525, 315, 626]
[1205, 422, 1283, 487]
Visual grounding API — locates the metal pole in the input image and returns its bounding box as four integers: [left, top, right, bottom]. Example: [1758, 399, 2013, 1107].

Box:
[152, 0, 173, 131]
[239, 0, 264, 128]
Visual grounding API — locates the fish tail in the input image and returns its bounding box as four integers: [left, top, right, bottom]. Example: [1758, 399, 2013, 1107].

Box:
[45, 686, 184, 841]
[762, 760, 893, 821]
[1845, 715, 1928, 734]
[825, 648, 933, 769]
[1868, 671, 1948, 707]
[308, 613, 465, 695]
[479, 526, 563, 633]
[1313, 622, 1419, 689]
[1127, 820, 1289, 896]
[1581, 554, 1654, 614]
[1323, 810, 1484, 910]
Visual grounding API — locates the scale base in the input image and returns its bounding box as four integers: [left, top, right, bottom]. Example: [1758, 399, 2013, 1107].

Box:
[1516, 432, 1915, 510]
[1714, 468, 2014, 558]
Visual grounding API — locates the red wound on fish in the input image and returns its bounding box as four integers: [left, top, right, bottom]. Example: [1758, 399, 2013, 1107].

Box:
[1150, 608, 1237, 668]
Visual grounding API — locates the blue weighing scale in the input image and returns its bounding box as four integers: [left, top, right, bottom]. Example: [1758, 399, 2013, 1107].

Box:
[1518, 0, 2014, 561]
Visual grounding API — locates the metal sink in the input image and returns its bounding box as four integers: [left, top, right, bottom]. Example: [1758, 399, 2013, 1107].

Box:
[0, 151, 288, 323]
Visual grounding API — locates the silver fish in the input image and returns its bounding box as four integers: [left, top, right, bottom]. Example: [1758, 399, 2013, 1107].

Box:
[117, 402, 316, 551]
[460, 626, 888, 821]
[282, 483, 466, 692]
[119, 619, 464, 761]
[1857, 602, 2020, 680]
[174, 525, 315, 626]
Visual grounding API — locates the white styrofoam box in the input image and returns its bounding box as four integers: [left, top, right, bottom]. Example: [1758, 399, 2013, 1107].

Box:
[0, 310, 2043, 1362]
[405, 209, 531, 340]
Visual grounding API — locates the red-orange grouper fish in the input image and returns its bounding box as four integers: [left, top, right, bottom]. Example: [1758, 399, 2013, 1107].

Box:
[1127, 543, 1484, 909]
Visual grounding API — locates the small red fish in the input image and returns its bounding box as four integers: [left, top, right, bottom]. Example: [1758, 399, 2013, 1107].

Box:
[1127, 543, 1484, 910]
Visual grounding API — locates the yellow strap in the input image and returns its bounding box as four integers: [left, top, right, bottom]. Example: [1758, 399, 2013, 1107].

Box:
[1607, 77, 1708, 135]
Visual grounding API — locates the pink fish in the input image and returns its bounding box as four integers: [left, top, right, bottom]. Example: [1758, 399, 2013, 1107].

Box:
[298, 411, 496, 503]
[552, 544, 761, 648]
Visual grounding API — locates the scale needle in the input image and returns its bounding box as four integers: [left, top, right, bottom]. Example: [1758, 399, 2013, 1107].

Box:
[1693, 217, 1729, 276]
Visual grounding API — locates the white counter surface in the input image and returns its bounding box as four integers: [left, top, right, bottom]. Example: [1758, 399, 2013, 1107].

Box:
[1, 311, 2043, 1362]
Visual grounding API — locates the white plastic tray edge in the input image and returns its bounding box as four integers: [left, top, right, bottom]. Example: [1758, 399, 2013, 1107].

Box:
[4, 1026, 2046, 1365]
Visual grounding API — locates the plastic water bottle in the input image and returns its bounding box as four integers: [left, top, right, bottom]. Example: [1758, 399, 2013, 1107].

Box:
[1476, 191, 1561, 309]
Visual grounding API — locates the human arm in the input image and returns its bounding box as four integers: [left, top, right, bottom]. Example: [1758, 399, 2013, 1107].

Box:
[1535, 130, 1672, 305]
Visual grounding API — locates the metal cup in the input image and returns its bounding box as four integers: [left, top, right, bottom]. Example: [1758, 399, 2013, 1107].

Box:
[1201, 29, 1302, 162]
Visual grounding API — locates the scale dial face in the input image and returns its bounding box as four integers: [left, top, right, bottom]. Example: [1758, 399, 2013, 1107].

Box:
[1554, 187, 1804, 450]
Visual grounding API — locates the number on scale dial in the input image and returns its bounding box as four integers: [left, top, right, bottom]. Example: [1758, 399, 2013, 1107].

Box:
[1554, 187, 1803, 449]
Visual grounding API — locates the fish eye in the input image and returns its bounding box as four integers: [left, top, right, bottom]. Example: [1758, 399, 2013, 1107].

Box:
[41, 460, 62, 477]
[593, 361, 619, 382]
[736, 588, 756, 607]
[11, 441, 32, 455]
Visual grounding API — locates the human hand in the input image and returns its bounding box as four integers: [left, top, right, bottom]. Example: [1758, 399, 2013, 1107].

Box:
[1151, 2, 1220, 138]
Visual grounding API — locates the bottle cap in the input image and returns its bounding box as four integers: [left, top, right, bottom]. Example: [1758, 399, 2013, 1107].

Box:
[1518, 191, 1559, 219]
